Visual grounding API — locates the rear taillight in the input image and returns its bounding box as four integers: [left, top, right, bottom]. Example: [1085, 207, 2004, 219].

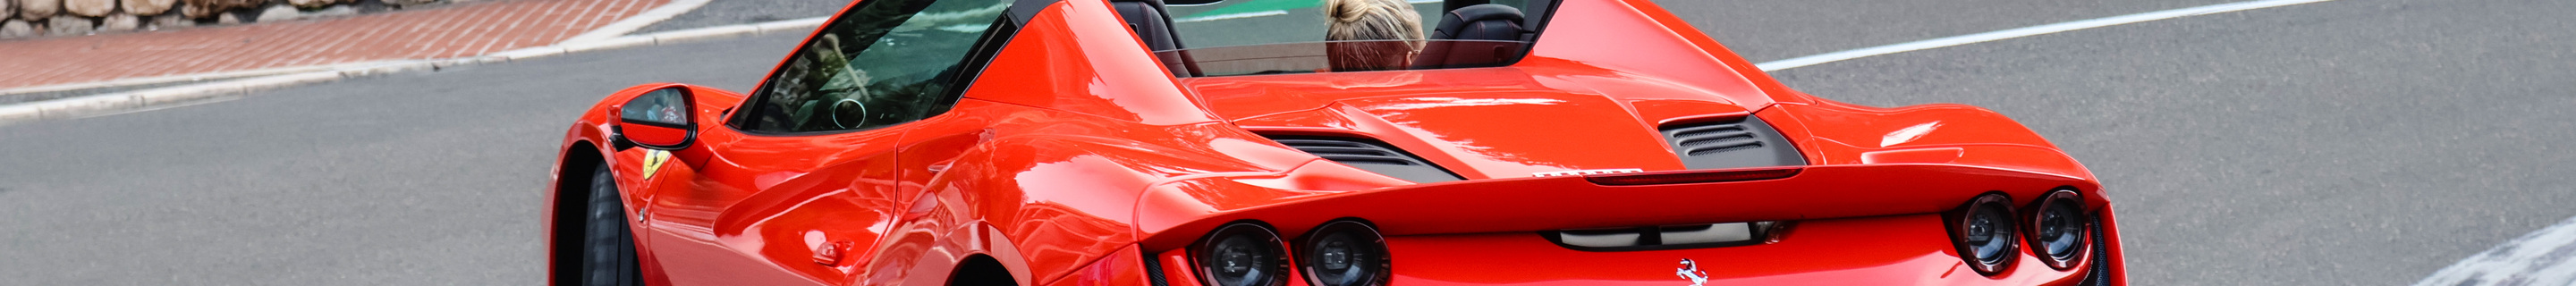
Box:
[1945, 192, 2020, 276]
[1192, 223, 1289, 286]
[2026, 189, 2090, 270]
[1296, 220, 1390, 286]
[1186, 219, 1396, 286]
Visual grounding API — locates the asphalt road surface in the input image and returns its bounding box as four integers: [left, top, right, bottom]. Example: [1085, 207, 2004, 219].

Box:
[5, 0, 2573, 284]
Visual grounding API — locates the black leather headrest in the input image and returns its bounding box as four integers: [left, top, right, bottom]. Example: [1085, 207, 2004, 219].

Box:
[1111, 0, 1199, 76]
[1441, 0, 1491, 15]
[1416, 4, 1529, 69]
[1442, 2, 1514, 30]
[1111, 1, 1177, 51]
[1430, 4, 1526, 41]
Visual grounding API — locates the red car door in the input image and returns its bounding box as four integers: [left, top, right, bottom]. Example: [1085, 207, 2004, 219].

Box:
[636, 0, 1029, 283]
[635, 128, 905, 286]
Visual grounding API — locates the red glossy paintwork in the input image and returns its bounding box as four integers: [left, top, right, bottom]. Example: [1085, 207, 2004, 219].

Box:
[618, 123, 691, 147]
[543, 0, 2127, 284]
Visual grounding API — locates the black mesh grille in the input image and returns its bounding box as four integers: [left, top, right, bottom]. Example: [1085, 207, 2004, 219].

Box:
[1667, 124, 1760, 156]
[1142, 251, 1171, 286]
[2080, 215, 2113, 286]
[1267, 137, 1462, 183]
[1275, 139, 1419, 165]
[1659, 116, 1805, 169]
[1543, 222, 1779, 252]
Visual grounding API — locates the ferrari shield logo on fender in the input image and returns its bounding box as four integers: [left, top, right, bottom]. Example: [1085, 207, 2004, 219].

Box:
[1677, 259, 1708, 286]
[640, 150, 671, 180]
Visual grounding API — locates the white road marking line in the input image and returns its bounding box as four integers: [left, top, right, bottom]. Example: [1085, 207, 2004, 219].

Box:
[564, 0, 714, 44]
[1754, 0, 2340, 72]
[2416, 215, 2576, 286]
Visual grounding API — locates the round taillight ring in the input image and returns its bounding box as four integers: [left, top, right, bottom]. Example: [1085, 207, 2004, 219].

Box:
[1945, 192, 2020, 276]
[2025, 189, 2090, 270]
[1193, 222, 1290, 286]
[1297, 220, 1392, 286]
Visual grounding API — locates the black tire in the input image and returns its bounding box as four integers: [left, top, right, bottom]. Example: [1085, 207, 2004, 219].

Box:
[948, 272, 1015, 286]
[947, 257, 1017, 286]
[581, 164, 646, 286]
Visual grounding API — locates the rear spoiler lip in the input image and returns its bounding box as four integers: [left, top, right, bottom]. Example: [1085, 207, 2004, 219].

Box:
[1132, 163, 2100, 249]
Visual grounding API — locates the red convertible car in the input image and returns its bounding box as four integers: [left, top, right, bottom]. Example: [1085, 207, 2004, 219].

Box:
[546, 0, 2127, 285]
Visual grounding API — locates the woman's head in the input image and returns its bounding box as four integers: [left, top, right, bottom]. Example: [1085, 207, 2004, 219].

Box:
[1324, 0, 1424, 72]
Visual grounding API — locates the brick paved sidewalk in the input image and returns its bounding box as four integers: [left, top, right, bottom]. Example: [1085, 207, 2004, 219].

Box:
[0, 0, 667, 91]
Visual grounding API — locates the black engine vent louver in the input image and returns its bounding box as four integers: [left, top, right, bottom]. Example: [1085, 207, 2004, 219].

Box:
[1660, 115, 1807, 169]
[1265, 136, 1463, 183]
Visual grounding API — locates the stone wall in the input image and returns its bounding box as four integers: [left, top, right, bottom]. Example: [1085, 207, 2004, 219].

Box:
[1, 0, 434, 38]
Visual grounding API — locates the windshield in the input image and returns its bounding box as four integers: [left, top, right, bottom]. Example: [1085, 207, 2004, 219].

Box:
[1157, 0, 1551, 77]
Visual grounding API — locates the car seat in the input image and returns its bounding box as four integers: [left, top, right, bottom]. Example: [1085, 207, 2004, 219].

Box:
[1416, 4, 1531, 69]
[1110, 0, 1201, 76]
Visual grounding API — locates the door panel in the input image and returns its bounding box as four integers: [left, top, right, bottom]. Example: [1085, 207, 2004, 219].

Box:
[640, 0, 1024, 282]
[641, 127, 904, 286]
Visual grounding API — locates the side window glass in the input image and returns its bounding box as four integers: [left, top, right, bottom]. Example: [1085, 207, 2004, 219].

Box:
[740, 0, 1013, 132]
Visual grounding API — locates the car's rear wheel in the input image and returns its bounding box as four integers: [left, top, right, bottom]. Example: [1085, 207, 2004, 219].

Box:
[582, 164, 645, 286]
[947, 256, 1017, 286]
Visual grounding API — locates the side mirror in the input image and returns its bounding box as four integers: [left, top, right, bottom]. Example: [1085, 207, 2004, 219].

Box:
[615, 88, 696, 150]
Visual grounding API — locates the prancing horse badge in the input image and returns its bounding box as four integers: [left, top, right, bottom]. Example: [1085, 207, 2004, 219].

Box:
[1677, 258, 1708, 286]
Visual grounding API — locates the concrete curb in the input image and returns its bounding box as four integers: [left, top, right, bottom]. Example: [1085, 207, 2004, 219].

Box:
[0, 16, 826, 126]
[0, 60, 461, 123]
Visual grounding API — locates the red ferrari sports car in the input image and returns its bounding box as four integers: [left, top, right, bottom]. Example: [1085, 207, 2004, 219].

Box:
[546, 0, 2127, 285]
